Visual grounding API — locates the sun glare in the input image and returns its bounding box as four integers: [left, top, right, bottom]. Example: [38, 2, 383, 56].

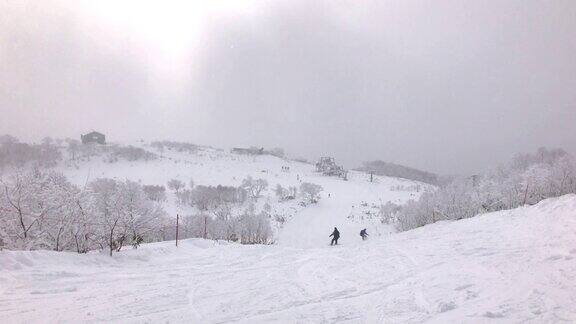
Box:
[78, 0, 260, 70]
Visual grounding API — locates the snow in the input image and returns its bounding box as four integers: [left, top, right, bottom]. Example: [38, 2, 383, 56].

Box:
[278, 175, 409, 248]
[2, 194, 576, 323]
[59, 143, 427, 240]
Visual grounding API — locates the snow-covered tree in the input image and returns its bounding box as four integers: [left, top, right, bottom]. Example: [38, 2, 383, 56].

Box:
[66, 139, 81, 161]
[183, 213, 212, 239]
[241, 176, 268, 198]
[275, 184, 297, 201]
[190, 185, 219, 211]
[237, 203, 273, 244]
[142, 185, 167, 202]
[299, 182, 323, 204]
[167, 179, 185, 193]
[378, 202, 402, 224]
[0, 136, 62, 169]
[117, 180, 165, 249]
[395, 147, 576, 231]
[67, 190, 97, 253]
[211, 203, 237, 241]
[90, 179, 165, 255]
[89, 178, 124, 256]
[40, 173, 83, 251]
[0, 169, 69, 250]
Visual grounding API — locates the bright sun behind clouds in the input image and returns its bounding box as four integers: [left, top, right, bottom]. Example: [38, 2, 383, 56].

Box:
[78, 0, 262, 70]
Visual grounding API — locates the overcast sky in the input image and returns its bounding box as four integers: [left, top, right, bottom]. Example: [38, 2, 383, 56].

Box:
[1, 0, 575, 174]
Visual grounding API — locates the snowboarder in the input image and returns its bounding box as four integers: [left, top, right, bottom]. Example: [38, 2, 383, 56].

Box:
[329, 227, 340, 245]
[360, 228, 368, 241]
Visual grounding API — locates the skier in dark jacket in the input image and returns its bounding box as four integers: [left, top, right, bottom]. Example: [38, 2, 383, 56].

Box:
[329, 227, 340, 245]
[360, 228, 368, 241]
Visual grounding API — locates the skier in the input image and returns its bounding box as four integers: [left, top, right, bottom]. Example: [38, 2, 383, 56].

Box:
[329, 227, 340, 245]
[360, 228, 368, 241]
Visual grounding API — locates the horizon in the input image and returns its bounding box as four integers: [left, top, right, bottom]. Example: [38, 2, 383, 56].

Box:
[4, 131, 567, 177]
[2, 0, 575, 174]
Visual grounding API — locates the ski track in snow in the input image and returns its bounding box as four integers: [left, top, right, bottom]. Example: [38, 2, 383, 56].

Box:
[2, 195, 576, 323]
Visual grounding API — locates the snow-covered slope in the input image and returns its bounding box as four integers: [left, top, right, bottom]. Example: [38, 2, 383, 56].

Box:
[57, 142, 428, 244]
[2, 195, 576, 323]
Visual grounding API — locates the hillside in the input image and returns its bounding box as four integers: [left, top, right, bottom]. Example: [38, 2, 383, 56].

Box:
[53, 141, 430, 244]
[2, 195, 575, 323]
[356, 160, 439, 185]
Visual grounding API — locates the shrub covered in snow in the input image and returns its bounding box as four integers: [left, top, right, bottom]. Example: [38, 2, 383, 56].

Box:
[241, 176, 268, 198]
[378, 201, 402, 224]
[167, 179, 185, 193]
[299, 182, 323, 204]
[179, 202, 273, 244]
[175, 182, 273, 244]
[275, 184, 297, 201]
[107, 145, 156, 162]
[151, 141, 199, 154]
[186, 185, 248, 210]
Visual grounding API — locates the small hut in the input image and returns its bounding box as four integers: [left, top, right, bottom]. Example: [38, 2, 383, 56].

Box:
[81, 131, 106, 145]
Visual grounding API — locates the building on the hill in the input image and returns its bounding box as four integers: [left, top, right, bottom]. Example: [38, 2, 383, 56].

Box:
[81, 131, 106, 145]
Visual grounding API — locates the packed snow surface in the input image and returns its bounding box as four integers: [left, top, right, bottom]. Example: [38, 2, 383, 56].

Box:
[2, 195, 576, 323]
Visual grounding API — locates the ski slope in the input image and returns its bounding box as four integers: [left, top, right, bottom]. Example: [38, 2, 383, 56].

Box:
[2, 195, 576, 323]
[277, 174, 408, 247]
[58, 142, 428, 241]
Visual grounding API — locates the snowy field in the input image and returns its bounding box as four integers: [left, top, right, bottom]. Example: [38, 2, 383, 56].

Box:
[60, 144, 424, 209]
[2, 194, 576, 323]
[58, 143, 428, 241]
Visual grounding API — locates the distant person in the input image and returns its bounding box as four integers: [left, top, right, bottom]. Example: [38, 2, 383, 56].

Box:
[360, 229, 368, 241]
[329, 227, 340, 245]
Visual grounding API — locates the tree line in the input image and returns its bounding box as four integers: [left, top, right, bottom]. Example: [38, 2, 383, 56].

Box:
[381, 148, 576, 231]
[0, 169, 169, 255]
[0, 167, 324, 253]
[167, 176, 322, 244]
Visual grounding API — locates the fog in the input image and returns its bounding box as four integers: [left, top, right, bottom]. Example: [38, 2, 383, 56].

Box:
[1, 0, 575, 174]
